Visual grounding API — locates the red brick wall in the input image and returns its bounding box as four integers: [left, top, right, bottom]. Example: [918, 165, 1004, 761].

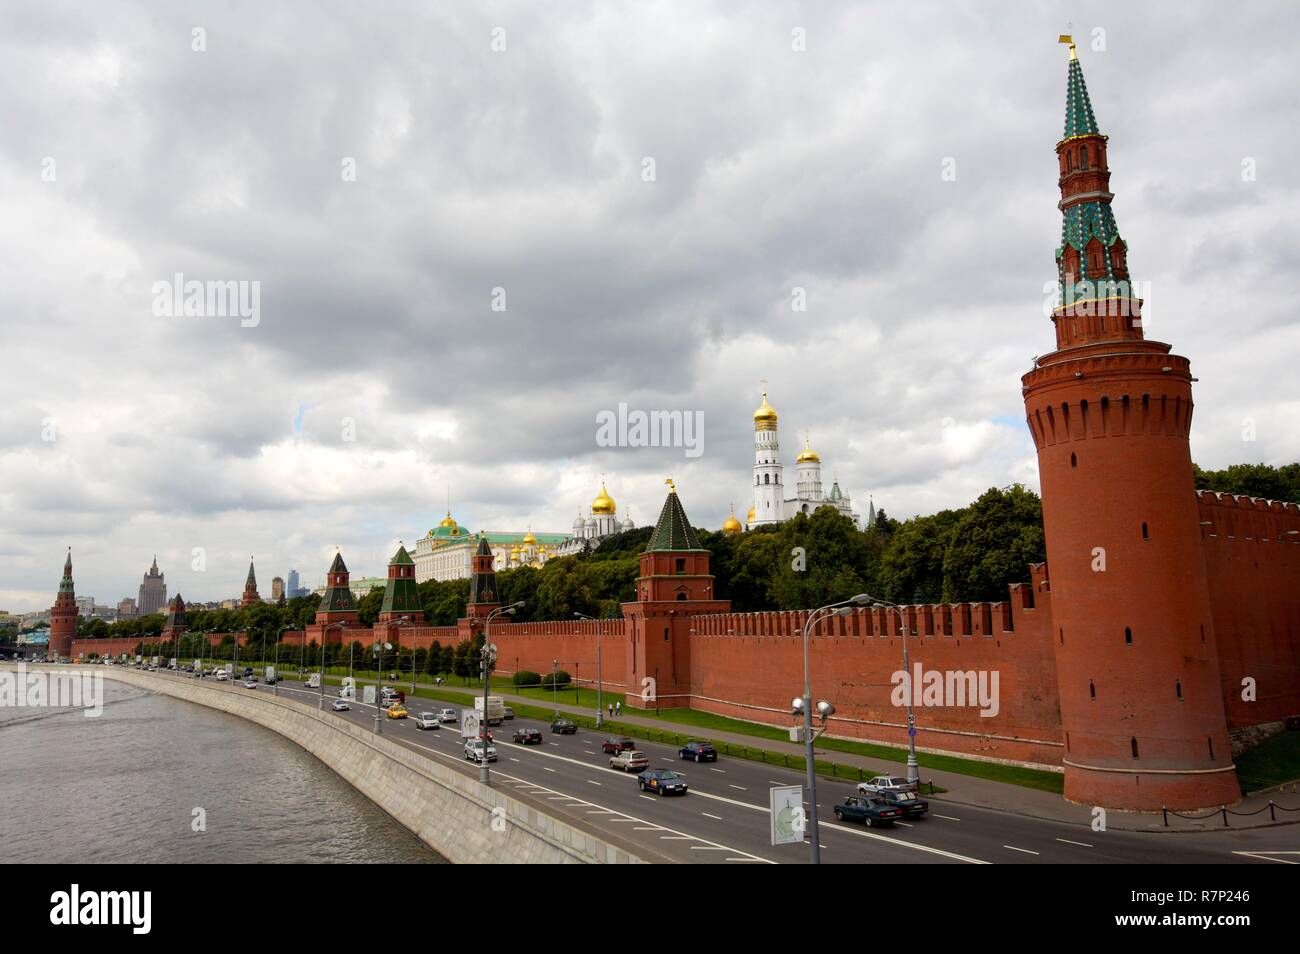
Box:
[1199, 492, 1300, 727]
[486, 619, 629, 691]
[70, 631, 248, 659]
[686, 577, 1063, 766]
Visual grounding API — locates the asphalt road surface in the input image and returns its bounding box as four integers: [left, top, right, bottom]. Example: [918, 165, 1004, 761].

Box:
[148, 669, 1300, 865]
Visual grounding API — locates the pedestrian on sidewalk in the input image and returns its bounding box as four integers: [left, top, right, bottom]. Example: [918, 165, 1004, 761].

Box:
[615, 701, 621, 716]
[608, 703, 613, 718]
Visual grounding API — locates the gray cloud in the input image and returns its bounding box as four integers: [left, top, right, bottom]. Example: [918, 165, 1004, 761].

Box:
[1, 1, 1296, 611]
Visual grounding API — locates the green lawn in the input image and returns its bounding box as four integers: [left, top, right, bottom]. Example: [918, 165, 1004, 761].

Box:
[1234, 730, 1300, 793]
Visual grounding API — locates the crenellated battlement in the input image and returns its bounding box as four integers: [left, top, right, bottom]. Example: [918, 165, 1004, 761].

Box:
[687, 577, 1047, 641]
[1024, 378, 1195, 450]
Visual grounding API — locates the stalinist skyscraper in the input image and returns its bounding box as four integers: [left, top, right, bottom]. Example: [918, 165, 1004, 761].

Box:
[137, 556, 167, 616]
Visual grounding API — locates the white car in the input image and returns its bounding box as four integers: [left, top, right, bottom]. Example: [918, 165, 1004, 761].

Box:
[437, 708, 458, 724]
[464, 739, 497, 763]
[414, 713, 440, 730]
[331, 700, 350, 712]
[857, 775, 917, 795]
[213, 670, 229, 681]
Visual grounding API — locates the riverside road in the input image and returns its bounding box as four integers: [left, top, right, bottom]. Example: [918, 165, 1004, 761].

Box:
[150, 669, 1300, 865]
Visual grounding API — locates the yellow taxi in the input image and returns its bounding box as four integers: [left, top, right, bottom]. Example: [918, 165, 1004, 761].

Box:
[386, 705, 409, 719]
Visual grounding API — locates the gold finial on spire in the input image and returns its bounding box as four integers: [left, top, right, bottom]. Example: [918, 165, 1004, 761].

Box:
[664, 477, 676, 493]
[1058, 29, 1077, 61]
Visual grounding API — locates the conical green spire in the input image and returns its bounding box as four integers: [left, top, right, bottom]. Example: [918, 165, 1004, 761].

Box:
[58, 548, 74, 594]
[646, 483, 703, 551]
[327, 551, 348, 574]
[389, 544, 415, 567]
[1063, 53, 1100, 138]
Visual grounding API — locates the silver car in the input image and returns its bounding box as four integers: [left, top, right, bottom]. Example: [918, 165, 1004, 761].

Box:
[437, 708, 458, 723]
[414, 713, 440, 730]
[857, 775, 917, 795]
[464, 739, 497, 763]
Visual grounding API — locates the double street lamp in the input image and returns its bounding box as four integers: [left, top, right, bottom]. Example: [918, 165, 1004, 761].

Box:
[372, 640, 392, 735]
[480, 602, 524, 785]
[867, 595, 921, 786]
[796, 593, 870, 865]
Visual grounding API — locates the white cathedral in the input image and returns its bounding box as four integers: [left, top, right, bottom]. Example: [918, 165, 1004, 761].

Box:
[742, 385, 866, 530]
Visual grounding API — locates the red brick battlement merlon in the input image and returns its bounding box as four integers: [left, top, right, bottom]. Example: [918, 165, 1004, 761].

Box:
[1197, 491, 1300, 728]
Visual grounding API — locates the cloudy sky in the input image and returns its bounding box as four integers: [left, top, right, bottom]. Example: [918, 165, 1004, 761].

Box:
[1, 1, 1296, 611]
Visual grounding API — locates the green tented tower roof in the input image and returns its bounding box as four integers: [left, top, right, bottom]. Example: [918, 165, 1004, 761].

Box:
[1063, 54, 1100, 139]
[646, 485, 703, 551]
[389, 544, 415, 566]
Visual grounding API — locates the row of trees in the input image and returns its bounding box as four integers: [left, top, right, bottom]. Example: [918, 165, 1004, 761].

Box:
[1193, 462, 1300, 502]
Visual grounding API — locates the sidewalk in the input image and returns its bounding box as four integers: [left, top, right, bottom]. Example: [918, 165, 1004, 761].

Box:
[324, 671, 1300, 833]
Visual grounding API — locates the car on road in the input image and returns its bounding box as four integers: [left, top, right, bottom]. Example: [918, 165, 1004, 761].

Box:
[331, 700, 350, 712]
[464, 739, 497, 763]
[610, 749, 650, 772]
[436, 708, 458, 724]
[833, 795, 904, 827]
[637, 768, 688, 795]
[214, 670, 229, 681]
[512, 727, 542, 745]
[601, 736, 636, 754]
[550, 719, 577, 735]
[678, 740, 718, 763]
[503, 706, 516, 720]
[877, 789, 929, 818]
[857, 775, 917, 796]
[242, 679, 257, 689]
[386, 705, 408, 720]
[414, 713, 440, 730]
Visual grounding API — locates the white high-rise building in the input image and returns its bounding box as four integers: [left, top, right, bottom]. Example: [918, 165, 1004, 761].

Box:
[746, 385, 862, 529]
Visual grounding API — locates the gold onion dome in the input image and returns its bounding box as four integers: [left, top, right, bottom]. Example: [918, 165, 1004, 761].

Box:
[591, 481, 616, 515]
[722, 506, 742, 535]
[796, 435, 820, 464]
[753, 385, 778, 430]
[746, 506, 756, 524]
[439, 512, 458, 528]
[522, 529, 537, 545]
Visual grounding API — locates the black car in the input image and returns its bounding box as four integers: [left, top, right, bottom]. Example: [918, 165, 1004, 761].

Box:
[832, 795, 904, 828]
[878, 789, 929, 818]
[550, 719, 577, 734]
[678, 740, 718, 763]
[638, 769, 688, 796]
[512, 727, 543, 745]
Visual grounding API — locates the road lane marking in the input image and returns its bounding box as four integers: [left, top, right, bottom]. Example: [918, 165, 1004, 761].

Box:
[633, 826, 663, 831]
[701, 812, 723, 820]
[543, 766, 556, 772]
[728, 784, 747, 791]
[587, 779, 602, 786]
[1232, 851, 1300, 864]
[690, 846, 729, 851]
[638, 795, 656, 802]
[1056, 838, 1092, 848]
[710, 768, 726, 773]
[935, 814, 961, 821]
[660, 836, 693, 841]
[1003, 845, 1039, 855]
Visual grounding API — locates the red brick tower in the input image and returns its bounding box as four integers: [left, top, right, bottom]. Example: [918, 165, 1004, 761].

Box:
[315, 550, 359, 626]
[1022, 39, 1238, 810]
[378, 543, 422, 623]
[240, 558, 260, 608]
[162, 594, 188, 639]
[49, 548, 77, 659]
[466, 534, 501, 622]
[622, 481, 729, 710]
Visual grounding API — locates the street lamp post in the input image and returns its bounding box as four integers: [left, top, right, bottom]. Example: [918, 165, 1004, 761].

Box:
[869, 596, 920, 786]
[373, 641, 391, 735]
[551, 658, 559, 719]
[575, 612, 604, 728]
[797, 593, 870, 865]
[272, 623, 292, 696]
[481, 602, 523, 785]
